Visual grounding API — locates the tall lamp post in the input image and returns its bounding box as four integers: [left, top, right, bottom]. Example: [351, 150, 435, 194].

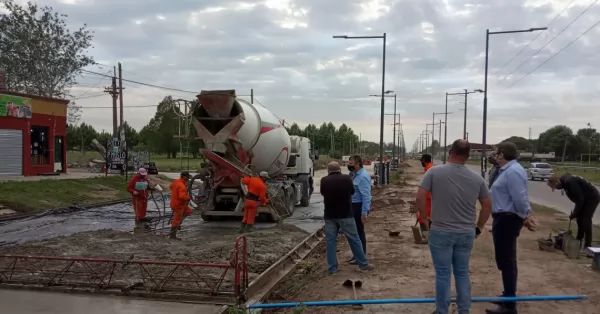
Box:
[335, 33, 387, 183]
[370, 91, 396, 162]
[481, 27, 547, 178]
[433, 112, 448, 159]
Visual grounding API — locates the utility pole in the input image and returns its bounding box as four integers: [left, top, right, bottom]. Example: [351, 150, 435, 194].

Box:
[432, 112, 435, 156]
[463, 89, 467, 139]
[118, 63, 124, 130]
[439, 119, 442, 159]
[104, 66, 119, 137]
[250, 88, 254, 104]
[562, 135, 568, 163]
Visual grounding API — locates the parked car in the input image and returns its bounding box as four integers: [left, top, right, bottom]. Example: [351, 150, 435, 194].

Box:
[526, 162, 554, 181]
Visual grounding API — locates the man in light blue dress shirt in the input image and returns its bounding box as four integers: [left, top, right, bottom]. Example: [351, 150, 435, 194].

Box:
[486, 142, 535, 314]
[347, 155, 372, 263]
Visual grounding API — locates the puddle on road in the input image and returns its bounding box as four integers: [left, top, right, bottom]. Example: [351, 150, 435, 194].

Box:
[0, 194, 325, 245]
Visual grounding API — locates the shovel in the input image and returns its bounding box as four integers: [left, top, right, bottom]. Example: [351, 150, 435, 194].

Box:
[342, 279, 363, 310]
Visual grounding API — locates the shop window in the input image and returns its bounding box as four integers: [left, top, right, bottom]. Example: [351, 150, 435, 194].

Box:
[31, 126, 50, 165]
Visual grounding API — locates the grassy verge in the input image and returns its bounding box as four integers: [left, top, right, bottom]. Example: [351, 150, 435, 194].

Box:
[531, 203, 600, 243]
[0, 176, 132, 213]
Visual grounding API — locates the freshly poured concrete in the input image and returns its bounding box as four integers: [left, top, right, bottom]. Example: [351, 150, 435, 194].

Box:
[0, 289, 224, 314]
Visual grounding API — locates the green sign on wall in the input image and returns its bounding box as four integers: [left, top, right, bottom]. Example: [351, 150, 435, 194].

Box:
[0, 94, 33, 119]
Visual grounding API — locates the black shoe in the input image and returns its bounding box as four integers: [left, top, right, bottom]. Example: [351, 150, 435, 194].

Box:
[245, 224, 254, 233]
[490, 295, 505, 306]
[238, 223, 246, 233]
[485, 306, 517, 314]
[169, 227, 178, 240]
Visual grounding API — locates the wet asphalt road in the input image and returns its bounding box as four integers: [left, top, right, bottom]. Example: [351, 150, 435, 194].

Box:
[433, 160, 600, 225]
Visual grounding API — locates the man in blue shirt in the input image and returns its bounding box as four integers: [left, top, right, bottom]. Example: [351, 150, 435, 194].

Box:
[487, 142, 536, 314]
[347, 155, 372, 264]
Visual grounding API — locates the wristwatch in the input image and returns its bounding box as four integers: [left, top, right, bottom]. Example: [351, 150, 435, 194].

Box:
[475, 227, 482, 236]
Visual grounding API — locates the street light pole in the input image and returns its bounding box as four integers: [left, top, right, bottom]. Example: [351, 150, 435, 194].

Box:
[481, 27, 547, 178]
[336, 33, 387, 184]
[444, 92, 448, 163]
[431, 112, 435, 156]
[370, 92, 396, 163]
[463, 89, 468, 139]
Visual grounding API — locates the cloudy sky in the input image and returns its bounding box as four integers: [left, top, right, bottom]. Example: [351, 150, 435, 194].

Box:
[4, 0, 600, 148]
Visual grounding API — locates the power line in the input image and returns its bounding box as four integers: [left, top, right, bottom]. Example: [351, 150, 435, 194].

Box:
[501, 0, 598, 85]
[492, 0, 577, 81]
[81, 69, 200, 94]
[507, 17, 600, 88]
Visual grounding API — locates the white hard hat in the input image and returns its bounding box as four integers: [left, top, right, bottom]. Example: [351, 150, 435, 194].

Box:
[259, 171, 270, 179]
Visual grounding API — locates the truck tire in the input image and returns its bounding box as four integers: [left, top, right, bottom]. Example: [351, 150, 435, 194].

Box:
[201, 214, 214, 221]
[300, 179, 310, 207]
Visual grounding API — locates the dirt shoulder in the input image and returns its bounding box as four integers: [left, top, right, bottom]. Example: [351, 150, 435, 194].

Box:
[0, 174, 173, 214]
[264, 160, 600, 314]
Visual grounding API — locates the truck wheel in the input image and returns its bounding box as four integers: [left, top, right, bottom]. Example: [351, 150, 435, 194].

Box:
[300, 180, 310, 207]
[201, 214, 214, 222]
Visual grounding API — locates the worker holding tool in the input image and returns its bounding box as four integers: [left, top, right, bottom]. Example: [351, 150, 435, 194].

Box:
[547, 173, 599, 253]
[127, 168, 154, 230]
[169, 171, 193, 240]
[239, 171, 269, 233]
[416, 154, 434, 241]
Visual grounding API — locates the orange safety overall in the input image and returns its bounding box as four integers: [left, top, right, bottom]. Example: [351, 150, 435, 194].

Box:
[417, 162, 434, 229]
[170, 178, 192, 228]
[241, 177, 269, 225]
[127, 175, 151, 220]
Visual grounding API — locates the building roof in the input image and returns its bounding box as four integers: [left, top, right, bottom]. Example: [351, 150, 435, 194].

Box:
[0, 90, 70, 105]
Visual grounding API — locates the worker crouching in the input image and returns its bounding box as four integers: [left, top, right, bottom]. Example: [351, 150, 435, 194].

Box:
[240, 171, 270, 233]
[169, 171, 193, 240]
[127, 168, 154, 230]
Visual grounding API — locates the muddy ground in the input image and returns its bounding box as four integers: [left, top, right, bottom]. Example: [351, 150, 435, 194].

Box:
[264, 160, 600, 314]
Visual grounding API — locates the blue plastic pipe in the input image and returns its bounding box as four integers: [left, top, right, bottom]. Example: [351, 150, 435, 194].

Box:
[247, 295, 588, 309]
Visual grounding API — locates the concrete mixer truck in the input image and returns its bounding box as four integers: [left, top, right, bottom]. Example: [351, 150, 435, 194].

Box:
[189, 90, 315, 222]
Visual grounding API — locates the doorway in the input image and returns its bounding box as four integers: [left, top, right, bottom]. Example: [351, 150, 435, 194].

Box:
[54, 136, 64, 173]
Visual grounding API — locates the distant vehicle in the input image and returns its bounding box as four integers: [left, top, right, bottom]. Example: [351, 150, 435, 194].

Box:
[341, 155, 351, 165]
[526, 162, 553, 181]
[146, 162, 159, 175]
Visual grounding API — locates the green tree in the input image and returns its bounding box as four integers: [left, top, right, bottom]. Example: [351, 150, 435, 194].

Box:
[0, 0, 95, 124]
[141, 96, 180, 158]
[502, 136, 531, 151]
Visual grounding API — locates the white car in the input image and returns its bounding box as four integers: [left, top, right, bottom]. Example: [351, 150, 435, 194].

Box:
[526, 162, 554, 181]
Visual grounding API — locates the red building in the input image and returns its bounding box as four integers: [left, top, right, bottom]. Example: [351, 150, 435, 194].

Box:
[0, 90, 68, 176]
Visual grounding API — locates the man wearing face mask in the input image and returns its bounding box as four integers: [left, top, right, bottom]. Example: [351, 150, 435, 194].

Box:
[547, 173, 599, 253]
[488, 156, 501, 188]
[347, 155, 372, 264]
[127, 168, 155, 230]
[486, 142, 536, 314]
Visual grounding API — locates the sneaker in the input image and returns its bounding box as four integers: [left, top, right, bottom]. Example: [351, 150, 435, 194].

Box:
[328, 270, 338, 275]
[347, 258, 358, 265]
[359, 265, 374, 272]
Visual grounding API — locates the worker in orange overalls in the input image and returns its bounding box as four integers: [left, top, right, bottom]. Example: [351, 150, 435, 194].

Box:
[417, 154, 434, 241]
[127, 168, 154, 230]
[239, 171, 270, 233]
[169, 171, 193, 240]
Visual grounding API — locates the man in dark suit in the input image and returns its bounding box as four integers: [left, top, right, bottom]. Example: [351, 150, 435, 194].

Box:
[320, 161, 374, 274]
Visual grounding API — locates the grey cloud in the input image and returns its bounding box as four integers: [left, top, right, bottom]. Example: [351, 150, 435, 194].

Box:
[22, 0, 598, 146]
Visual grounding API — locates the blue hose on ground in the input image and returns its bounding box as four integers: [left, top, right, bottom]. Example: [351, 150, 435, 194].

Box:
[247, 295, 588, 309]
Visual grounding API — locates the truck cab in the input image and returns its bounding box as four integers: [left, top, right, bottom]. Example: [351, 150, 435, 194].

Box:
[283, 135, 314, 207]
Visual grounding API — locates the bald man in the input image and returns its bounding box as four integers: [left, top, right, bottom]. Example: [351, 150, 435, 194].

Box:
[320, 161, 373, 274]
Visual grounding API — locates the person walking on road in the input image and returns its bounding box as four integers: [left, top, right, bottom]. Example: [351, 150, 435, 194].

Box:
[547, 173, 599, 252]
[486, 141, 536, 314]
[127, 168, 154, 230]
[416, 139, 492, 314]
[321, 161, 374, 274]
[169, 171, 193, 239]
[239, 171, 269, 233]
[347, 155, 372, 264]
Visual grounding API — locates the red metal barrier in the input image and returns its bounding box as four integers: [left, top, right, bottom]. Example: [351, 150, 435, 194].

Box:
[0, 236, 248, 303]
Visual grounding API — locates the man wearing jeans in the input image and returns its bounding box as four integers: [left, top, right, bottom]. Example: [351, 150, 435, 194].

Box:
[486, 142, 535, 314]
[347, 155, 372, 264]
[321, 161, 374, 274]
[416, 139, 492, 314]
